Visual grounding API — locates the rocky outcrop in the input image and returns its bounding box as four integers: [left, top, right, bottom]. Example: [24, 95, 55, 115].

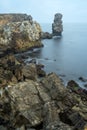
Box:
[0, 14, 43, 53]
[41, 32, 52, 39]
[0, 14, 33, 26]
[0, 46, 87, 130]
[0, 65, 87, 130]
[52, 13, 63, 36]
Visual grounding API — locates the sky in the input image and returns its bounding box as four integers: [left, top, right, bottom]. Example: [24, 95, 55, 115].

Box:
[0, 0, 87, 23]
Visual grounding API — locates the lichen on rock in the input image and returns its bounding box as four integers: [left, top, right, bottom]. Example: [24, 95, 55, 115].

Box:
[0, 14, 43, 53]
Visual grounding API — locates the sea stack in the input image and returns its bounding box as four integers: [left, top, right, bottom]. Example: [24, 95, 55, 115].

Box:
[52, 13, 63, 36]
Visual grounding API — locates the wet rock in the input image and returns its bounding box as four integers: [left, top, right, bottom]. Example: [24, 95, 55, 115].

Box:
[41, 32, 52, 39]
[28, 59, 37, 64]
[52, 13, 63, 36]
[84, 84, 87, 87]
[79, 77, 87, 82]
[36, 64, 46, 77]
[67, 80, 87, 99]
[67, 80, 80, 92]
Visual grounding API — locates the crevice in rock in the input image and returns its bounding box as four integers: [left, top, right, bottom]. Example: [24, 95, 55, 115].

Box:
[29, 121, 43, 130]
[59, 112, 73, 126]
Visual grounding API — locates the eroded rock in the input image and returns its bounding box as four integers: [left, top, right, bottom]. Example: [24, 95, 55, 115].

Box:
[0, 14, 43, 53]
[52, 13, 63, 36]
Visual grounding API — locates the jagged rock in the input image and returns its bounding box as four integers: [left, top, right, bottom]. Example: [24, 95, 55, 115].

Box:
[0, 14, 33, 25]
[36, 64, 46, 77]
[0, 14, 43, 53]
[0, 68, 87, 129]
[67, 80, 87, 100]
[41, 72, 68, 101]
[43, 101, 72, 130]
[6, 80, 49, 127]
[52, 13, 63, 36]
[22, 64, 37, 80]
[41, 32, 52, 39]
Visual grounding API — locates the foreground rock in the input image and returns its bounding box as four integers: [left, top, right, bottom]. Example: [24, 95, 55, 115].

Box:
[0, 14, 43, 53]
[0, 67, 87, 130]
[52, 13, 63, 36]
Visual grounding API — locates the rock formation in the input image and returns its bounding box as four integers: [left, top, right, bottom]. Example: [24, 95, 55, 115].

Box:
[0, 14, 33, 25]
[41, 32, 52, 39]
[52, 13, 63, 36]
[0, 13, 87, 130]
[0, 54, 87, 130]
[0, 14, 42, 53]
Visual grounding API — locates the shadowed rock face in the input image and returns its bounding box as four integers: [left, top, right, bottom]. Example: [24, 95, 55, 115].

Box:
[52, 13, 63, 36]
[0, 14, 42, 53]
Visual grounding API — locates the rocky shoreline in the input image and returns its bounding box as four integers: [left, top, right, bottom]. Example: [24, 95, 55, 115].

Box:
[0, 53, 87, 130]
[0, 13, 87, 130]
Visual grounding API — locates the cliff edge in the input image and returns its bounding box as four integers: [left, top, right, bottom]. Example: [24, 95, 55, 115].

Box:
[0, 14, 42, 53]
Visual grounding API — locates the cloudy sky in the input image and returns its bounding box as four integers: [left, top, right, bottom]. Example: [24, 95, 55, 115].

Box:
[0, 0, 87, 23]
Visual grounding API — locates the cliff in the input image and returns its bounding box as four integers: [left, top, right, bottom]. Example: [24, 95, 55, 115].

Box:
[0, 14, 42, 53]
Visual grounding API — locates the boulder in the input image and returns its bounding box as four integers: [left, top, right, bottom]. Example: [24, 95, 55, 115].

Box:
[52, 13, 63, 36]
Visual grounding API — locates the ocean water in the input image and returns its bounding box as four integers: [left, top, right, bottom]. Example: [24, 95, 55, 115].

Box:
[26, 23, 87, 88]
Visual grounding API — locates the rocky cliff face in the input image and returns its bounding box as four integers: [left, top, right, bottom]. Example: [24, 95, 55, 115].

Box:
[0, 14, 33, 25]
[52, 13, 63, 36]
[0, 14, 42, 52]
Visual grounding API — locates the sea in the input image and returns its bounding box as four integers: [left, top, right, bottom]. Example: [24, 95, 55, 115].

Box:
[25, 23, 87, 89]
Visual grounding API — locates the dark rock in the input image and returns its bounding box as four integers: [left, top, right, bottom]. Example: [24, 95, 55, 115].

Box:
[67, 80, 87, 100]
[67, 80, 80, 92]
[0, 125, 7, 130]
[28, 59, 37, 64]
[43, 101, 72, 130]
[36, 64, 46, 77]
[52, 13, 63, 36]
[79, 77, 87, 82]
[84, 84, 87, 87]
[41, 32, 52, 39]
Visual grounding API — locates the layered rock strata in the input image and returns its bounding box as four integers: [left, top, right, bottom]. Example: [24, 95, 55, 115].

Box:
[52, 13, 63, 36]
